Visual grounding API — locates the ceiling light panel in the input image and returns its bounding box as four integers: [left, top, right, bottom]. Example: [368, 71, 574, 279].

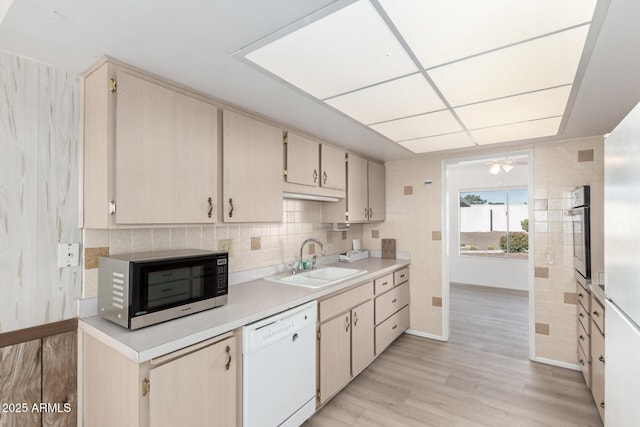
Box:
[428, 25, 590, 107]
[325, 73, 445, 124]
[471, 117, 562, 145]
[245, 0, 417, 99]
[378, 0, 597, 69]
[455, 85, 572, 130]
[399, 132, 474, 154]
[370, 109, 462, 141]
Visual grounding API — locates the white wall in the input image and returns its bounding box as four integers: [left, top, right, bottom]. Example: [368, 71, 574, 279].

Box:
[448, 158, 529, 290]
[0, 52, 82, 333]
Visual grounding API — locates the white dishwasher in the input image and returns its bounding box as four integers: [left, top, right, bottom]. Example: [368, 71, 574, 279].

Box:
[243, 300, 317, 427]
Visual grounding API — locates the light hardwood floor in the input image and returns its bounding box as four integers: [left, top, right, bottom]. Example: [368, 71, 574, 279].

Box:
[304, 284, 602, 427]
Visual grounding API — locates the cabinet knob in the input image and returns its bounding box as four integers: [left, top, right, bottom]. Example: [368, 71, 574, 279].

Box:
[313, 169, 318, 183]
[207, 197, 213, 218]
[392, 298, 397, 304]
[599, 355, 605, 364]
[600, 401, 605, 409]
[392, 324, 398, 330]
[578, 293, 584, 298]
[579, 335, 585, 341]
[593, 310, 600, 317]
[578, 312, 584, 318]
[579, 359, 584, 366]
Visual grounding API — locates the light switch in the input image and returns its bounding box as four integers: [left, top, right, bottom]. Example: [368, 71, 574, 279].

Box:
[58, 243, 80, 268]
[545, 252, 554, 265]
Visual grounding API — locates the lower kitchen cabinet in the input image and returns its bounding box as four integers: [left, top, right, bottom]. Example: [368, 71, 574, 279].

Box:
[81, 330, 238, 427]
[318, 283, 374, 405]
[317, 266, 410, 406]
[591, 297, 605, 422]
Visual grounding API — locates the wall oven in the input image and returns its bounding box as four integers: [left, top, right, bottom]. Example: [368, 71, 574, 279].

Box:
[569, 186, 591, 288]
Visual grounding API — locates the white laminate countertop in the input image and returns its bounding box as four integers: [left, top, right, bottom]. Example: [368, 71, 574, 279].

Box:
[79, 258, 409, 363]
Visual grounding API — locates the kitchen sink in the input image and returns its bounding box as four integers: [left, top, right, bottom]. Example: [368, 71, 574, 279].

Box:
[267, 267, 367, 288]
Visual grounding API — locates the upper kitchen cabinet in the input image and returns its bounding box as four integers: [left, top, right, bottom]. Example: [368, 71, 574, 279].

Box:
[322, 153, 385, 223]
[284, 131, 346, 199]
[83, 60, 218, 227]
[222, 110, 283, 222]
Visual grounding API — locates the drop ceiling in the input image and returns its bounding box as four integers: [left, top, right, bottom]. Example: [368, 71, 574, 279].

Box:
[1, 0, 639, 161]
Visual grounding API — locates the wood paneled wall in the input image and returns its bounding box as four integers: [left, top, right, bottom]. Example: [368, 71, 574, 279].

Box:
[0, 320, 77, 427]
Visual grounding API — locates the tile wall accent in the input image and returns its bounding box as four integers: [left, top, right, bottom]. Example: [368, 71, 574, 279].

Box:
[82, 200, 363, 298]
[0, 53, 82, 333]
[535, 323, 550, 335]
[363, 135, 604, 365]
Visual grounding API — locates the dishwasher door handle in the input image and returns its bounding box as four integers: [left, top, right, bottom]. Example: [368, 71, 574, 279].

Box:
[292, 333, 299, 342]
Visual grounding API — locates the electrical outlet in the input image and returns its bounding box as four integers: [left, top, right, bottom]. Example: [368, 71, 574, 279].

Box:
[218, 239, 233, 256]
[57, 243, 80, 268]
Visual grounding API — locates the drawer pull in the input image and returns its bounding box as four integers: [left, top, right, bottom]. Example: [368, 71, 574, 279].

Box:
[382, 281, 388, 286]
[400, 274, 405, 278]
[578, 312, 585, 318]
[579, 359, 584, 366]
[600, 401, 605, 409]
[593, 310, 600, 317]
[579, 335, 585, 341]
[392, 298, 397, 303]
[392, 324, 397, 330]
[599, 355, 605, 364]
[578, 292, 583, 298]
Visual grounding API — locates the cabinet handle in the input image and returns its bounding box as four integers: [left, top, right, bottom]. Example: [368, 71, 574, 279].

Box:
[382, 281, 388, 286]
[392, 324, 398, 330]
[313, 169, 318, 183]
[578, 312, 584, 318]
[207, 197, 213, 218]
[109, 78, 117, 93]
[228, 198, 234, 218]
[400, 274, 405, 278]
[142, 378, 150, 396]
[579, 335, 585, 341]
[579, 358, 584, 366]
[323, 171, 327, 184]
[392, 298, 397, 304]
[369, 208, 373, 219]
[345, 316, 350, 332]
[353, 312, 358, 326]
[593, 310, 600, 317]
[599, 355, 605, 364]
[600, 401, 605, 409]
[225, 345, 232, 371]
[364, 207, 369, 219]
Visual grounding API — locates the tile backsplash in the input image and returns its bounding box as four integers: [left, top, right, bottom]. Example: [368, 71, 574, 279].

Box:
[82, 200, 363, 298]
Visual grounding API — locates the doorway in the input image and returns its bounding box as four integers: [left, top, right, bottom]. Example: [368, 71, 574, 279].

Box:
[442, 151, 535, 360]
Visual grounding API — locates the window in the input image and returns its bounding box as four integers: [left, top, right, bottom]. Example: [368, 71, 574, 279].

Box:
[459, 188, 528, 259]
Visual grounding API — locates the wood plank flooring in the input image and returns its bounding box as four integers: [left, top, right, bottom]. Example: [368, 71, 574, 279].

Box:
[304, 284, 602, 427]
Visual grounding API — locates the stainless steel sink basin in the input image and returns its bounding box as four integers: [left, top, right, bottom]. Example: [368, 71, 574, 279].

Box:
[266, 267, 367, 288]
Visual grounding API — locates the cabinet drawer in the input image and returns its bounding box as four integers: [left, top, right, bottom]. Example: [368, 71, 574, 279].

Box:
[375, 305, 409, 354]
[577, 319, 590, 361]
[591, 322, 605, 421]
[374, 274, 394, 295]
[375, 282, 410, 325]
[591, 298, 605, 335]
[577, 302, 591, 335]
[320, 282, 373, 322]
[577, 343, 591, 389]
[576, 283, 591, 312]
[394, 268, 409, 286]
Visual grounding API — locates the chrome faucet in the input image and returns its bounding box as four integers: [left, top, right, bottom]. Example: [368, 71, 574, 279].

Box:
[299, 238, 326, 271]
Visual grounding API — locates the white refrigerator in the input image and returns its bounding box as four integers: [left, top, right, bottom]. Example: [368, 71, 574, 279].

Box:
[604, 100, 640, 426]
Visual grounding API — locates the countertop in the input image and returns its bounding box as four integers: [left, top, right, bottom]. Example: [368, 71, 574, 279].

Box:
[79, 257, 409, 363]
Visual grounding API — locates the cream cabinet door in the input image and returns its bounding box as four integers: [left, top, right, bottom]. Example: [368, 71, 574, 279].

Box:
[115, 71, 218, 224]
[347, 154, 368, 222]
[149, 336, 236, 427]
[286, 132, 319, 187]
[222, 110, 283, 222]
[368, 161, 385, 222]
[319, 313, 352, 404]
[351, 299, 374, 376]
[320, 145, 346, 190]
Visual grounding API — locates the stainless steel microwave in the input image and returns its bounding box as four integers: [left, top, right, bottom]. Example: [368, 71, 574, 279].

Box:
[98, 249, 228, 330]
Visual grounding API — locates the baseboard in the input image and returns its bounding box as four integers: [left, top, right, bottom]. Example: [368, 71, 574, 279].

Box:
[405, 329, 447, 342]
[533, 356, 581, 371]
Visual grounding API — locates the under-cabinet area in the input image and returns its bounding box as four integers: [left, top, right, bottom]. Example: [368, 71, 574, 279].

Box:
[78, 258, 409, 427]
[82, 58, 384, 228]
